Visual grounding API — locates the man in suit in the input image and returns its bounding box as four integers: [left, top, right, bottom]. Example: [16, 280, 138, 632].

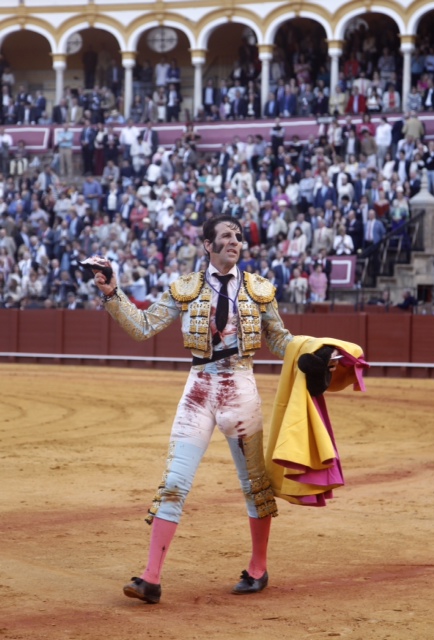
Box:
[364, 209, 386, 277]
[34, 91, 46, 120]
[312, 218, 334, 254]
[142, 121, 159, 155]
[263, 92, 279, 118]
[277, 86, 297, 117]
[52, 99, 68, 125]
[408, 170, 421, 198]
[314, 176, 337, 209]
[68, 97, 84, 125]
[142, 94, 158, 124]
[346, 209, 364, 252]
[312, 89, 329, 116]
[203, 79, 217, 116]
[423, 78, 434, 111]
[15, 100, 39, 125]
[273, 256, 292, 301]
[345, 86, 367, 115]
[216, 143, 230, 174]
[353, 168, 372, 204]
[393, 149, 411, 184]
[80, 119, 96, 175]
[230, 90, 248, 119]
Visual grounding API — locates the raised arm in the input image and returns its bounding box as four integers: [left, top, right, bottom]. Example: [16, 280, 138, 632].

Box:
[93, 258, 180, 341]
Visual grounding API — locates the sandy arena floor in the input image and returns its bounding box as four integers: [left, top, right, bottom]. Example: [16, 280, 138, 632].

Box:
[1, 364, 434, 640]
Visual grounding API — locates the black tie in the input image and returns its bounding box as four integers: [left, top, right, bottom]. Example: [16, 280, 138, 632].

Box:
[214, 274, 233, 336]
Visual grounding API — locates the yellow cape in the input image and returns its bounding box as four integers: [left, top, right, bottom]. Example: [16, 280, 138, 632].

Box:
[265, 336, 367, 505]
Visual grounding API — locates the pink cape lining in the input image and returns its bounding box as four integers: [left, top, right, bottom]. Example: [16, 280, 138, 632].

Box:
[274, 348, 369, 506]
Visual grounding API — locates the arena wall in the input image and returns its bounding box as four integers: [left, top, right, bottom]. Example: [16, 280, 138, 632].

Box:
[1, 310, 433, 377]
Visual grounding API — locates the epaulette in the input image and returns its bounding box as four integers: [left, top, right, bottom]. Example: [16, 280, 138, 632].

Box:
[243, 272, 276, 310]
[170, 271, 205, 304]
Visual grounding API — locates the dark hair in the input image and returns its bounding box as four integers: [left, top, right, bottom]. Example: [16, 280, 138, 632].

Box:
[202, 215, 243, 245]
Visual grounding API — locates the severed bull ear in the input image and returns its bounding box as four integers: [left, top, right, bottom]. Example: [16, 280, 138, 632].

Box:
[78, 257, 113, 284]
[298, 345, 334, 397]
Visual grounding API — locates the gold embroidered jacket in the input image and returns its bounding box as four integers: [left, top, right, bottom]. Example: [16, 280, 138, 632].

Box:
[105, 271, 292, 359]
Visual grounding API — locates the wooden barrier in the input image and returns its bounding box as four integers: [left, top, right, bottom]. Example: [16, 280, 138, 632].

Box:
[1, 309, 433, 377]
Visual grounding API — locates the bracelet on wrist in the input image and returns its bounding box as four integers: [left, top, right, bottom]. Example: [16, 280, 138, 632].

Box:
[102, 287, 118, 303]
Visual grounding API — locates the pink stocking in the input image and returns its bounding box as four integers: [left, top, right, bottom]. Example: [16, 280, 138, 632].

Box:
[140, 517, 178, 584]
[248, 515, 272, 579]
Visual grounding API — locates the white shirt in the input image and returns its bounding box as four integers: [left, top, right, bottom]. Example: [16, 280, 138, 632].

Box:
[207, 264, 239, 352]
[375, 122, 392, 147]
[155, 63, 170, 86]
[120, 126, 139, 146]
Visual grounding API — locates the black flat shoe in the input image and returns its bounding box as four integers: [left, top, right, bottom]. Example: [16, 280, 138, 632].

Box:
[78, 257, 113, 283]
[123, 577, 161, 604]
[232, 569, 269, 594]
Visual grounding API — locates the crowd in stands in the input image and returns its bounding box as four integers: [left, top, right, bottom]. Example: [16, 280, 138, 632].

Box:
[2, 24, 434, 126]
[0, 95, 427, 311]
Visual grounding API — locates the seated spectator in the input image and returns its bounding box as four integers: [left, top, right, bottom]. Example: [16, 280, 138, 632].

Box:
[382, 84, 401, 113]
[329, 85, 347, 115]
[345, 86, 367, 115]
[396, 290, 418, 310]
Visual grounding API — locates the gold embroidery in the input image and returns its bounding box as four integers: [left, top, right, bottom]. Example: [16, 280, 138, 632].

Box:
[145, 441, 176, 525]
[243, 272, 276, 305]
[170, 271, 204, 303]
[243, 432, 278, 518]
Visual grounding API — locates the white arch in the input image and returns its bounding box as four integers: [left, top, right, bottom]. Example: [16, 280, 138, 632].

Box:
[408, 5, 434, 35]
[57, 22, 126, 55]
[128, 20, 195, 51]
[0, 22, 56, 52]
[197, 16, 263, 50]
[264, 12, 296, 45]
[334, 6, 405, 41]
[264, 11, 333, 46]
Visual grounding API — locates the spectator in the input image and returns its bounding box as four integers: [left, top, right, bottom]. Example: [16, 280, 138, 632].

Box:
[308, 262, 328, 302]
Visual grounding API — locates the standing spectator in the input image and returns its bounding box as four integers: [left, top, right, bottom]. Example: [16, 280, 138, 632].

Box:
[345, 86, 367, 115]
[377, 47, 396, 89]
[109, 59, 123, 98]
[119, 118, 140, 161]
[308, 262, 328, 302]
[57, 124, 74, 179]
[52, 98, 68, 125]
[203, 79, 217, 116]
[402, 110, 425, 141]
[155, 56, 170, 88]
[333, 225, 354, 255]
[0, 126, 12, 175]
[375, 117, 392, 170]
[80, 119, 96, 175]
[82, 174, 102, 215]
[141, 60, 154, 98]
[166, 84, 180, 122]
[423, 77, 434, 111]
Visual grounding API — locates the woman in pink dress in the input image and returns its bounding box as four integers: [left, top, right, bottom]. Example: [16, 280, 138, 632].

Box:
[308, 263, 328, 302]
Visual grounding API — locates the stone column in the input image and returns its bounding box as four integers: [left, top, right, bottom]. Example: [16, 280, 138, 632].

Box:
[52, 54, 67, 105]
[327, 40, 343, 98]
[191, 49, 206, 117]
[258, 45, 273, 113]
[400, 36, 415, 112]
[122, 52, 136, 119]
[410, 169, 434, 253]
